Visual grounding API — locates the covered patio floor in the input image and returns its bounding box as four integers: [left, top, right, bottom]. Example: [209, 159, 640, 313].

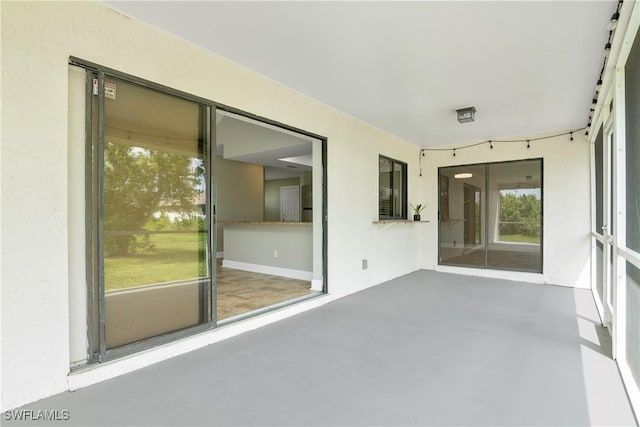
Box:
[5, 271, 636, 426]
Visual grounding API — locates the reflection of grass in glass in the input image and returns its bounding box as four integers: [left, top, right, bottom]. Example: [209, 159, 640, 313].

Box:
[499, 234, 540, 244]
[105, 232, 206, 291]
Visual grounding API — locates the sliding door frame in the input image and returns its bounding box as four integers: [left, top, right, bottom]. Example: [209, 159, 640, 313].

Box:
[70, 56, 328, 365]
[438, 158, 544, 273]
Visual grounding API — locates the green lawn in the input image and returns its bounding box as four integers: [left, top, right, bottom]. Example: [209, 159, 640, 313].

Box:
[105, 232, 206, 291]
[499, 234, 540, 244]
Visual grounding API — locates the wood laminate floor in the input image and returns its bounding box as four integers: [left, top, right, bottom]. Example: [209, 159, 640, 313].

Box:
[216, 260, 313, 320]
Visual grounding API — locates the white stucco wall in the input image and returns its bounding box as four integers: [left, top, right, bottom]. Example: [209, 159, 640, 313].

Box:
[1, 1, 593, 411]
[419, 133, 592, 288]
[1, 1, 420, 410]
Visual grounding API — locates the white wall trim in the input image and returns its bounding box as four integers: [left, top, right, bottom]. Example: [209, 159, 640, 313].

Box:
[216, 251, 224, 259]
[67, 294, 334, 392]
[311, 279, 323, 291]
[222, 260, 312, 281]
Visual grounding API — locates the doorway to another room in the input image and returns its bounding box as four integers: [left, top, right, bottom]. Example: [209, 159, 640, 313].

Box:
[215, 111, 324, 323]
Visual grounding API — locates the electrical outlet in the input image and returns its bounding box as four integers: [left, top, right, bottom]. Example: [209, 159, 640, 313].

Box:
[273, 250, 278, 258]
[362, 259, 368, 270]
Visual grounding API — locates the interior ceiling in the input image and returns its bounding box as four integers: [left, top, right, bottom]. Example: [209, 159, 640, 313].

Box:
[104, 1, 616, 148]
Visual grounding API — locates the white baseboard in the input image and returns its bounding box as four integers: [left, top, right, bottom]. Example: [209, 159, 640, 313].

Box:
[222, 260, 312, 281]
[311, 279, 323, 291]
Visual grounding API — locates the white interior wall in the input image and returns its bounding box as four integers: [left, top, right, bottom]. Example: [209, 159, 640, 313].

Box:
[1, 1, 420, 410]
[420, 133, 592, 288]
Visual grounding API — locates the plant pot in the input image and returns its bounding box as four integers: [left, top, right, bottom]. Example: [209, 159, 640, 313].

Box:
[413, 214, 421, 221]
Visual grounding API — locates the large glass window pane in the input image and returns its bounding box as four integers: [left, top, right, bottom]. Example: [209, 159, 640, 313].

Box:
[626, 29, 640, 253]
[487, 160, 542, 272]
[101, 78, 211, 349]
[439, 164, 486, 267]
[215, 112, 321, 322]
[627, 262, 640, 387]
[439, 159, 542, 273]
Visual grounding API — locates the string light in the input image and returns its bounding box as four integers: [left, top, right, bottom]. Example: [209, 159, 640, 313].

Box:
[420, 128, 586, 156]
[587, 1, 623, 133]
[609, 10, 620, 30]
[489, 140, 493, 149]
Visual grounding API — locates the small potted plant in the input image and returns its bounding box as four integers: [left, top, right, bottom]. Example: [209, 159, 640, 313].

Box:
[410, 203, 425, 221]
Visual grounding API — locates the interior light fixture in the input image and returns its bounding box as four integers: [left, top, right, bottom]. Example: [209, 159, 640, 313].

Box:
[489, 140, 493, 149]
[456, 106, 476, 123]
[454, 173, 473, 179]
[570, 132, 574, 141]
[526, 140, 531, 149]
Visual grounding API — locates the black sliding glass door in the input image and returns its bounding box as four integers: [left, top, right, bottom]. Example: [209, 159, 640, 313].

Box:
[438, 159, 543, 273]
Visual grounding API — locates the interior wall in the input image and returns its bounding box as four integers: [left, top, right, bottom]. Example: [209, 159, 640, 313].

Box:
[215, 156, 264, 252]
[264, 177, 300, 222]
[421, 133, 591, 287]
[1, 1, 421, 410]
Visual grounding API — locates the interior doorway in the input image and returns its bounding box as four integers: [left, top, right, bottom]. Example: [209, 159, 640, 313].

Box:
[280, 185, 300, 222]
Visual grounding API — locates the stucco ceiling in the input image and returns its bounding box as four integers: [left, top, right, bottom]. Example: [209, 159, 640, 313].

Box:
[103, 1, 616, 148]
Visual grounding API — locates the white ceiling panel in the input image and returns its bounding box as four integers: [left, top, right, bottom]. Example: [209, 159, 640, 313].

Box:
[104, 1, 617, 147]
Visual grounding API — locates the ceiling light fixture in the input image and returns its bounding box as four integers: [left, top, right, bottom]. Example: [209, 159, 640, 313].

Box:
[454, 173, 473, 179]
[456, 106, 476, 123]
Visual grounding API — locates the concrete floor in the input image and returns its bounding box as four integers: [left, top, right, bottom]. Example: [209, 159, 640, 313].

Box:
[5, 270, 637, 426]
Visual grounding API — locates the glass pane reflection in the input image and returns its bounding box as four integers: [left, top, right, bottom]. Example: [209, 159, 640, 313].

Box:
[102, 77, 210, 349]
[439, 159, 542, 273]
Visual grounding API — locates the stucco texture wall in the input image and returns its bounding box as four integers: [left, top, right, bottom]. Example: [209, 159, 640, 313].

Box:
[419, 133, 592, 288]
[1, 1, 593, 411]
[1, 0, 419, 410]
